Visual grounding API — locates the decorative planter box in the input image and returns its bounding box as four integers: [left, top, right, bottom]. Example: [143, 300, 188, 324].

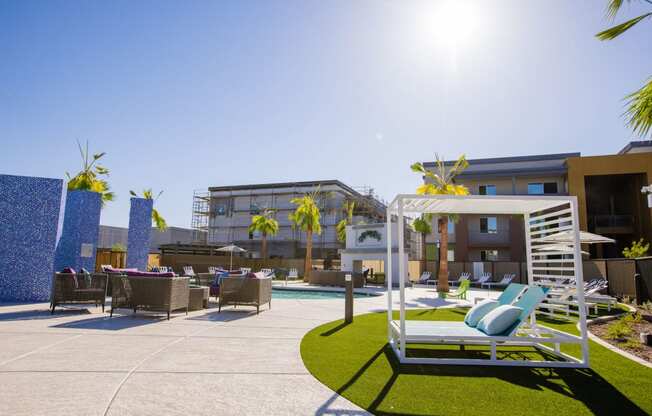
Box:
[54, 190, 102, 273]
[0, 174, 63, 302]
[126, 197, 153, 271]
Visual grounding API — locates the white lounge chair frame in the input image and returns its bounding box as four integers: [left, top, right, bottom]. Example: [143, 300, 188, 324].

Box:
[386, 194, 589, 368]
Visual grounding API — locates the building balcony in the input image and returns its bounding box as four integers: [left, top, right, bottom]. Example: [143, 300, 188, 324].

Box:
[467, 230, 511, 247]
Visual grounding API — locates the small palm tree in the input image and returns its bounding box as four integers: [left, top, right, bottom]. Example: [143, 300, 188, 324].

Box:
[412, 214, 433, 271]
[411, 154, 469, 293]
[289, 189, 324, 278]
[129, 189, 167, 231]
[596, 0, 652, 137]
[66, 140, 114, 206]
[336, 200, 355, 243]
[249, 209, 279, 259]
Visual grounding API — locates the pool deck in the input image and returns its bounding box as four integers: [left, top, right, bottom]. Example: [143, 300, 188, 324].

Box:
[0, 286, 480, 415]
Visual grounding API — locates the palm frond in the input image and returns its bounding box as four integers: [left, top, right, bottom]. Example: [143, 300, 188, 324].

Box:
[152, 208, 167, 231]
[596, 12, 652, 40]
[410, 162, 426, 174]
[624, 77, 652, 137]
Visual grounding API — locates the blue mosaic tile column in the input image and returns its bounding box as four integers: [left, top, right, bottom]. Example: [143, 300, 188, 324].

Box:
[54, 190, 102, 273]
[0, 174, 63, 302]
[126, 197, 153, 271]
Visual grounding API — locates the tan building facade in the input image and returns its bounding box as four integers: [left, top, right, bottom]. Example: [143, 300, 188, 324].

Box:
[422, 141, 652, 261]
[567, 150, 652, 258]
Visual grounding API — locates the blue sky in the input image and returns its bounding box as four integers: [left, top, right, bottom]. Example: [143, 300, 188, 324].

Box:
[1, 0, 651, 227]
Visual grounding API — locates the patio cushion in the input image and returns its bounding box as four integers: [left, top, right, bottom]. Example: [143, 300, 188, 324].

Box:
[464, 299, 499, 327]
[476, 305, 523, 335]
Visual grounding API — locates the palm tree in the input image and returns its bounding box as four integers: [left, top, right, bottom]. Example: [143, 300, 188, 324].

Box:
[129, 189, 167, 231]
[412, 213, 433, 272]
[248, 209, 279, 259]
[66, 140, 114, 206]
[411, 154, 469, 293]
[336, 200, 355, 243]
[596, 0, 652, 137]
[289, 190, 323, 279]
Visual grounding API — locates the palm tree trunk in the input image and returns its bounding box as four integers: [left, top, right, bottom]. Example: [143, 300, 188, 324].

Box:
[305, 229, 313, 280]
[438, 217, 450, 293]
[421, 232, 427, 275]
[261, 233, 268, 259]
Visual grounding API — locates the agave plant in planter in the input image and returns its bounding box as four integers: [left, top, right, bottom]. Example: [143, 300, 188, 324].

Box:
[129, 189, 167, 231]
[66, 140, 114, 206]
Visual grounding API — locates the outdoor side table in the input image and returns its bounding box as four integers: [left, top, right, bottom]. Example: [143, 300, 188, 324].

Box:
[188, 286, 209, 311]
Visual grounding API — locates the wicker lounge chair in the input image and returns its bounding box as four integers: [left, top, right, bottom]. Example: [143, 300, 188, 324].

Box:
[218, 276, 272, 314]
[50, 272, 108, 314]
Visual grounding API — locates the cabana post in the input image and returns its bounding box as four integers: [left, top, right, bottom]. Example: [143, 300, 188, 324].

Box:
[386, 194, 590, 368]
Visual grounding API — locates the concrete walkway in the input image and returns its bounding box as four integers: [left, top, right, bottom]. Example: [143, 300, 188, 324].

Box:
[0, 286, 474, 416]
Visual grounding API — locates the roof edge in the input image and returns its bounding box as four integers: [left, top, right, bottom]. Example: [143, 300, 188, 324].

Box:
[422, 152, 581, 167]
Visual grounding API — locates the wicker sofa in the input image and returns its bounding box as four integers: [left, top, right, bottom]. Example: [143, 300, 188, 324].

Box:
[110, 275, 190, 319]
[50, 273, 108, 314]
[218, 276, 272, 314]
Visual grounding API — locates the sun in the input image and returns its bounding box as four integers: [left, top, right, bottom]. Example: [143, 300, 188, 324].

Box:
[427, 1, 478, 47]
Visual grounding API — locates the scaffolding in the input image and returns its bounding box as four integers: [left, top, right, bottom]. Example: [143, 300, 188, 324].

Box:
[190, 182, 388, 253]
[191, 190, 210, 243]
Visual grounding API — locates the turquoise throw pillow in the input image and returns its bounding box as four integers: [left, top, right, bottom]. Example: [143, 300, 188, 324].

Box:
[464, 299, 499, 327]
[476, 305, 523, 335]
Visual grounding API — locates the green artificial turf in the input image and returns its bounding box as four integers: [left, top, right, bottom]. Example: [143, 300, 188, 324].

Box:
[300, 307, 652, 416]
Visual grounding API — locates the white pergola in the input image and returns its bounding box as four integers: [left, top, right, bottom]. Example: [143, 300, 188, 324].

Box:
[386, 194, 589, 368]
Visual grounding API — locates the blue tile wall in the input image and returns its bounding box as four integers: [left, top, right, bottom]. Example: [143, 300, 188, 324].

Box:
[126, 198, 153, 271]
[0, 174, 63, 302]
[54, 190, 102, 273]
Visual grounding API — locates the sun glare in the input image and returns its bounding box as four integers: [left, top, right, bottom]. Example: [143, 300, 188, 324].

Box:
[427, 1, 478, 47]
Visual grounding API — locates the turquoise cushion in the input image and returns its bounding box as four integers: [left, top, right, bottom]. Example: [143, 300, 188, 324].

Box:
[476, 305, 523, 335]
[464, 299, 499, 327]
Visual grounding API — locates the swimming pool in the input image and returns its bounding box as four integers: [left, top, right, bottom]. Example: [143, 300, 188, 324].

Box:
[271, 288, 381, 300]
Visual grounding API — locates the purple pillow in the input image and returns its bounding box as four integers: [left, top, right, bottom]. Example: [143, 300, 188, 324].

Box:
[125, 270, 176, 278]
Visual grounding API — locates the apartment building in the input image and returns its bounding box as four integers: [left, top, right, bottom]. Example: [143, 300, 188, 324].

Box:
[191, 180, 392, 259]
[422, 141, 652, 261]
[422, 153, 576, 262]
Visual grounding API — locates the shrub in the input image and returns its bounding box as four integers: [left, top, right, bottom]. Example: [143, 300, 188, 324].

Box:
[606, 321, 632, 340]
[622, 238, 650, 259]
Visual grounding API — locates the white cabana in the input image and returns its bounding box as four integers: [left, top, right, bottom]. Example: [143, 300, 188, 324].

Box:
[386, 194, 589, 368]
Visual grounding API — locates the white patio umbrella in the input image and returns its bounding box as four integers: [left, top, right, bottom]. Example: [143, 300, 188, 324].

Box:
[537, 244, 589, 256]
[217, 244, 247, 270]
[539, 230, 615, 244]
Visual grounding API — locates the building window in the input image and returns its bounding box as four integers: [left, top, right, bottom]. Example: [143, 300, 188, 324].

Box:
[480, 217, 497, 234]
[479, 185, 496, 195]
[447, 249, 455, 262]
[447, 218, 455, 234]
[215, 204, 227, 215]
[250, 203, 260, 215]
[480, 250, 498, 261]
[528, 182, 558, 195]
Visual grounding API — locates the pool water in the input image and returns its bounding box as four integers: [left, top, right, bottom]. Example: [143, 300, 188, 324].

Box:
[271, 288, 381, 300]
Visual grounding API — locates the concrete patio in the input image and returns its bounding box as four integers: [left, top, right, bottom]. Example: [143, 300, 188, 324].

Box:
[0, 286, 476, 416]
